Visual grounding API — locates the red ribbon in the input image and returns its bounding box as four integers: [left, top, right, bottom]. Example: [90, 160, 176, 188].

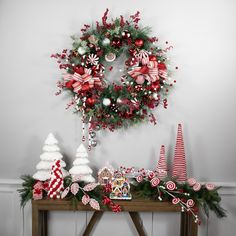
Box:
[64, 68, 102, 92]
[128, 60, 159, 83]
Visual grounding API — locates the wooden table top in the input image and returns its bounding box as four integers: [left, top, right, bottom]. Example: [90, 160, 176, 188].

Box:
[32, 199, 181, 212]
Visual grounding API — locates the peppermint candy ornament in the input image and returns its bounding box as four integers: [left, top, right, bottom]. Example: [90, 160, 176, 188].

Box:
[166, 181, 176, 191]
[193, 182, 201, 192]
[172, 197, 180, 205]
[87, 54, 99, 65]
[187, 178, 197, 186]
[136, 175, 143, 183]
[186, 199, 195, 208]
[150, 177, 160, 187]
[205, 183, 215, 191]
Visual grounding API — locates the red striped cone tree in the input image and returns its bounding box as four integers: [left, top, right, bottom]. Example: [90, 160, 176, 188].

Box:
[47, 160, 64, 199]
[156, 145, 168, 179]
[172, 124, 187, 182]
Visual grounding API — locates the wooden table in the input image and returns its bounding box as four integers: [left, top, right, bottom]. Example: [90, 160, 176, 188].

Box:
[32, 199, 198, 236]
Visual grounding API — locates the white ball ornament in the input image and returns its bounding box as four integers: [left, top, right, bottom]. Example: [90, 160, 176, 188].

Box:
[77, 47, 86, 55]
[102, 98, 111, 106]
[102, 38, 110, 46]
[136, 75, 145, 85]
[152, 93, 159, 100]
[116, 97, 123, 104]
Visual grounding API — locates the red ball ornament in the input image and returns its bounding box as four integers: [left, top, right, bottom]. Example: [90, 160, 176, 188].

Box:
[158, 63, 167, 70]
[151, 81, 160, 91]
[65, 79, 76, 89]
[149, 55, 157, 61]
[86, 97, 96, 107]
[135, 39, 144, 47]
[74, 66, 84, 75]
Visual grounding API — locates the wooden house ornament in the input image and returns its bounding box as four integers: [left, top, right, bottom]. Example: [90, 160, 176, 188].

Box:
[110, 173, 132, 200]
[98, 166, 114, 185]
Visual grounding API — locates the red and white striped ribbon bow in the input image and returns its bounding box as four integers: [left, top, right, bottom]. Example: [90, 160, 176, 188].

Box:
[134, 50, 150, 65]
[63, 68, 102, 92]
[128, 60, 159, 83]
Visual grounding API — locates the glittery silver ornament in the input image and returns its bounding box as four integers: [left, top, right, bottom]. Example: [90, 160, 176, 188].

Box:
[90, 131, 96, 138]
[95, 125, 101, 131]
[91, 140, 97, 147]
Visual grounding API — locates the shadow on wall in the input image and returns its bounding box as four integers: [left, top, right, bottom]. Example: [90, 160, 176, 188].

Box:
[19, 135, 42, 176]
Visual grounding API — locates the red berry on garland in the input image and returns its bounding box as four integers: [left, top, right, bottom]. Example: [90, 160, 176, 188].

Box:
[135, 38, 144, 47]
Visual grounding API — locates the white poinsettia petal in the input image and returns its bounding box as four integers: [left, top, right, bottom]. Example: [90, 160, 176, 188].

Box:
[71, 183, 80, 195]
[83, 183, 99, 191]
[82, 194, 90, 205]
[61, 187, 70, 199]
[89, 199, 100, 210]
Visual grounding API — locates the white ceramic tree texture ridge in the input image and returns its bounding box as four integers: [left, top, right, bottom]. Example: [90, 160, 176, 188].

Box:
[69, 143, 95, 183]
[33, 133, 68, 181]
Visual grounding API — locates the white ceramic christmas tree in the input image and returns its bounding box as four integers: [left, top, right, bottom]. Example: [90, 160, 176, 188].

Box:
[33, 133, 68, 181]
[69, 143, 95, 183]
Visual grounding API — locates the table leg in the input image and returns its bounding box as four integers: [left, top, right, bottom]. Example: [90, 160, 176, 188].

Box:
[83, 211, 103, 236]
[41, 211, 48, 236]
[180, 212, 198, 236]
[190, 214, 198, 236]
[129, 212, 146, 236]
[32, 202, 39, 236]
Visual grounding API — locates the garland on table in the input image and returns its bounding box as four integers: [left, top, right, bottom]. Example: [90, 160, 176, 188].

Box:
[19, 172, 226, 223]
[51, 9, 177, 147]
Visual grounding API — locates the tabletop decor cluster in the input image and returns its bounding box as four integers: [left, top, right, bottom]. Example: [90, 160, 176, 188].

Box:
[19, 125, 226, 224]
[19, 9, 226, 228]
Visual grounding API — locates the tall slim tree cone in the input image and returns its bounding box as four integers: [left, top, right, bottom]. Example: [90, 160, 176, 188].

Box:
[69, 143, 95, 183]
[156, 145, 168, 179]
[172, 124, 187, 182]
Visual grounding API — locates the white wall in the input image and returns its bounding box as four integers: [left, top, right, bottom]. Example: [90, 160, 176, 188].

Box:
[0, 0, 236, 235]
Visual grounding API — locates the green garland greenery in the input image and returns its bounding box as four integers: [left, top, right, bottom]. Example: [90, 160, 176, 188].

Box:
[18, 175, 226, 222]
[131, 180, 226, 219]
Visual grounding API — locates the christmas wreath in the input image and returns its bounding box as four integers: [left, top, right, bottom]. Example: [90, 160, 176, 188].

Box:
[52, 9, 176, 137]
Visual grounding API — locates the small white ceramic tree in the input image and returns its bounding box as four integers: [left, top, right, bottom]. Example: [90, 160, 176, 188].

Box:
[69, 143, 95, 183]
[33, 133, 68, 181]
